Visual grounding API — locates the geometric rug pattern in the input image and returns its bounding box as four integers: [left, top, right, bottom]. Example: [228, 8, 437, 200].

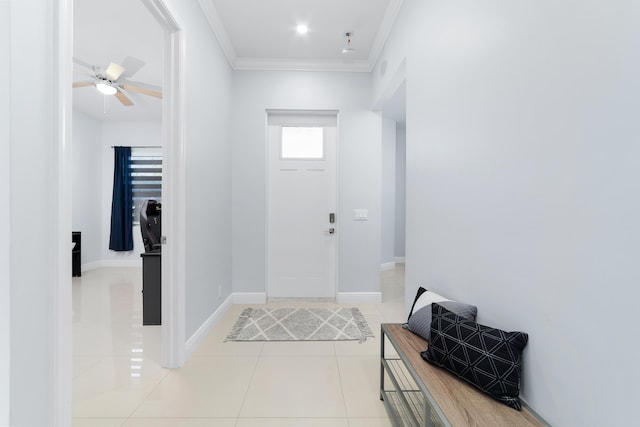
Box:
[225, 307, 374, 342]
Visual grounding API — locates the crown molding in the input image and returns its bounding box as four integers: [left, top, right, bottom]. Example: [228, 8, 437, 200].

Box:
[367, 0, 404, 70]
[198, 0, 238, 66]
[199, 0, 404, 73]
[233, 57, 371, 73]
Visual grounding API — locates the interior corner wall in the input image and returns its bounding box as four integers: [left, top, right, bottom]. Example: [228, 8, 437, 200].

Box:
[394, 125, 406, 259]
[374, 1, 640, 425]
[72, 111, 103, 268]
[100, 121, 162, 266]
[8, 0, 58, 424]
[164, 0, 234, 339]
[0, 1, 11, 423]
[381, 117, 397, 265]
[231, 71, 381, 296]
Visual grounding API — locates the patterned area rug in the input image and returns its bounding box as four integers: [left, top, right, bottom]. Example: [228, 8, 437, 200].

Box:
[225, 307, 374, 342]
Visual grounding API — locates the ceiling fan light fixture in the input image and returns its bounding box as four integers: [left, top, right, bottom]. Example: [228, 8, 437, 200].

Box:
[96, 82, 117, 96]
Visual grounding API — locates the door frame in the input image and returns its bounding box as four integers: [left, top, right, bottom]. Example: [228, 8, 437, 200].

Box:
[54, 0, 186, 423]
[264, 109, 340, 300]
[142, 0, 187, 370]
[54, 1, 73, 423]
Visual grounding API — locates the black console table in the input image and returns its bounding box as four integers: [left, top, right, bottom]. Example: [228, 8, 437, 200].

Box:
[140, 252, 161, 325]
[72, 231, 81, 277]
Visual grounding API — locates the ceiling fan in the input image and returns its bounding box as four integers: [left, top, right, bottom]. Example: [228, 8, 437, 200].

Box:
[72, 57, 162, 106]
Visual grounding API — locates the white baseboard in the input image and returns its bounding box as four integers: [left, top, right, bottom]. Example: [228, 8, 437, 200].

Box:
[81, 261, 102, 272]
[185, 294, 233, 359]
[380, 262, 396, 272]
[395, 257, 405, 264]
[337, 292, 382, 304]
[233, 292, 267, 304]
[80, 259, 142, 272]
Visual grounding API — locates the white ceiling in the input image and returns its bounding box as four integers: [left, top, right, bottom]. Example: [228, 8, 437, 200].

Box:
[73, 0, 404, 122]
[202, 0, 403, 72]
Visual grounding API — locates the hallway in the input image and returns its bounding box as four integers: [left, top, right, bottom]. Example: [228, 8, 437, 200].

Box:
[72, 266, 406, 426]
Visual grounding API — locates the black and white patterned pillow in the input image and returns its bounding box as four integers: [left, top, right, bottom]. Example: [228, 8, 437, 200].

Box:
[405, 287, 477, 342]
[421, 303, 529, 410]
[407, 287, 449, 319]
[408, 300, 477, 342]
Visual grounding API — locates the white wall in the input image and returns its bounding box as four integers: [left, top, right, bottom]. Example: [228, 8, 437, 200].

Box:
[381, 117, 396, 266]
[8, 0, 59, 424]
[100, 121, 162, 266]
[232, 71, 381, 297]
[374, 1, 640, 425]
[72, 111, 103, 268]
[0, 1, 10, 423]
[395, 125, 406, 259]
[165, 0, 234, 338]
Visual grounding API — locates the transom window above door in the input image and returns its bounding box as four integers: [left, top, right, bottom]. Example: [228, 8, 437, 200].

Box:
[281, 126, 324, 160]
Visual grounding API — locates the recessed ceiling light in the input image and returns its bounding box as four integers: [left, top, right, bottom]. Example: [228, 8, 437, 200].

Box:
[296, 24, 308, 35]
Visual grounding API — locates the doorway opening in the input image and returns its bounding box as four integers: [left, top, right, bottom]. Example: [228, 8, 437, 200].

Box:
[379, 71, 406, 303]
[64, 0, 185, 421]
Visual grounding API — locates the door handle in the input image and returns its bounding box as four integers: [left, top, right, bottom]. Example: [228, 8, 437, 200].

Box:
[325, 228, 335, 235]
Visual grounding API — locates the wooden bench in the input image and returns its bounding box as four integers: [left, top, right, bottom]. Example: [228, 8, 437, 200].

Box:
[380, 323, 549, 427]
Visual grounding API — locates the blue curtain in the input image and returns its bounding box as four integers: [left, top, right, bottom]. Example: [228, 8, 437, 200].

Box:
[109, 146, 134, 251]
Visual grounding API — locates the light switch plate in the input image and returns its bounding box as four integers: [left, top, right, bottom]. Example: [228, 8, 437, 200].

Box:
[354, 209, 368, 221]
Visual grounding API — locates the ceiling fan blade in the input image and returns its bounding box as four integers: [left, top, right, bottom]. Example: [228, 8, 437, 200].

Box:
[73, 57, 94, 69]
[72, 81, 94, 88]
[120, 83, 162, 99]
[105, 62, 125, 81]
[120, 56, 146, 78]
[73, 58, 95, 77]
[114, 90, 134, 106]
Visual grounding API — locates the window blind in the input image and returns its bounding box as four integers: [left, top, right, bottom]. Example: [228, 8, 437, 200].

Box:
[130, 153, 162, 223]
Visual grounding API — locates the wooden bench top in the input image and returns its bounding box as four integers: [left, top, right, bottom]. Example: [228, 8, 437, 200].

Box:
[382, 323, 547, 427]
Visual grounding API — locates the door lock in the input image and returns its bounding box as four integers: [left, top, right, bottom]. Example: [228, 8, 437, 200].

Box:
[329, 213, 335, 224]
[325, 228, 335, 235]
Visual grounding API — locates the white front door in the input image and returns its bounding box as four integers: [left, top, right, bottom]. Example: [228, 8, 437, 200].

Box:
[267, 112, 338, 298]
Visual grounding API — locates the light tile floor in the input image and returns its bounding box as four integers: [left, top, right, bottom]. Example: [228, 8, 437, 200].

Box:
[72, 266, 406, 426]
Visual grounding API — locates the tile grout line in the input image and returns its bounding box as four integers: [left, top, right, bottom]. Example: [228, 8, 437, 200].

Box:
[233, 343, 266, 424]
[334, 348, 351, 423]
[121, 361, 172, 422]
